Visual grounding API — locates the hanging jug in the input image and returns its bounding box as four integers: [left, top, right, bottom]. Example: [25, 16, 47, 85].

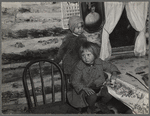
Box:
[85, 4, 100, 27]
[79, 2, 105, 33]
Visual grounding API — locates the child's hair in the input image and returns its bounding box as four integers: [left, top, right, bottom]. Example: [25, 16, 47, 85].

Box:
[79, 41, 100, 59]
[68, 16, 84, 32]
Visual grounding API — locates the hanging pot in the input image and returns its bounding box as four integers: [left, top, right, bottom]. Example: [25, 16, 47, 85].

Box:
[79, 2, 105, 33]
[85, 6, 100, 27]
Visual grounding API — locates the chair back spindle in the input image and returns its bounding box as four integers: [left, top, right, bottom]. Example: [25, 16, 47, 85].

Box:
[39, 62, 46, 104]
[51, 64, 55, 103]
[22, 59, 66, 110]
[28, 68, 38, 106]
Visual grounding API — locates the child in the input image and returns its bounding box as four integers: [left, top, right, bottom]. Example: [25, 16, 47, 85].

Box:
[68, 41, 121, 113]
[54, 16, 87, 89]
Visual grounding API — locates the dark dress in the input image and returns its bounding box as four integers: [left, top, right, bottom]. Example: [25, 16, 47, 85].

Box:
[54, 33, 87, 74]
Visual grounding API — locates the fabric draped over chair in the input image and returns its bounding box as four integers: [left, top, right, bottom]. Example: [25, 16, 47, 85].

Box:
[100, 2, 149, 60]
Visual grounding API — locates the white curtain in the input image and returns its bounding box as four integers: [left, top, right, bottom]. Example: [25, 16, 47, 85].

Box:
[126, 2, 149, 56]
[100, 2, 125, 60]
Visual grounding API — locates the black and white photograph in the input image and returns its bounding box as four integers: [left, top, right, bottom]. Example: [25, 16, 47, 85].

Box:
[1, 1, 149, 114]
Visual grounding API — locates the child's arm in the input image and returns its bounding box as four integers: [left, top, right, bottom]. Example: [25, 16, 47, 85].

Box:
[100, 59, 121, 82]
[110, 72, 118, 85]
[54, 37, 70, 63]
[82, 88, 95, 96]
[101, 59, 121, 75]
[111, 71, 118, 79]
[71, 67, 85, 94]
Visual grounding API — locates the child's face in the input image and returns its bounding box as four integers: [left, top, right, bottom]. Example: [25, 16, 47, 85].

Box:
[81, 49, 95, 65]
[74, 23, 84, 35]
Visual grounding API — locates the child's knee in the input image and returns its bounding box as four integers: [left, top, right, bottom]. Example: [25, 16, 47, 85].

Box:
[86, 93, 97, 102]
[86, 94, 97, 107]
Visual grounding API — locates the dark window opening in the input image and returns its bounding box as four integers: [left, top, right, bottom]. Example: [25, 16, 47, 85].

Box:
[109, 8, 137, 48]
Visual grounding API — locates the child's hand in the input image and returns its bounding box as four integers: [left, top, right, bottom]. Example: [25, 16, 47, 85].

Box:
[83, 88, 95, 96]
[109, 72, 118, 87]
[111, 72, 117, 80]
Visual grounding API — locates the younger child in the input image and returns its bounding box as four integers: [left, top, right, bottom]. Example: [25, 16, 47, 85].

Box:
[68, 41, 120, 113]
[54, 16, 87, 82]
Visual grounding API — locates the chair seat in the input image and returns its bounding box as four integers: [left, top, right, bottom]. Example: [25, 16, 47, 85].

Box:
[29, 102, 79, 114]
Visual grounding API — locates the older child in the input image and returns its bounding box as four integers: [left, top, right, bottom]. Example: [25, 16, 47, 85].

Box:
[68, 41, 120, 113]
[54, 16, 87, 82]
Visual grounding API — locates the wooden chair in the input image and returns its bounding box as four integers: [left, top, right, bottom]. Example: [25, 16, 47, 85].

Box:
[22, 59, 79, 114]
